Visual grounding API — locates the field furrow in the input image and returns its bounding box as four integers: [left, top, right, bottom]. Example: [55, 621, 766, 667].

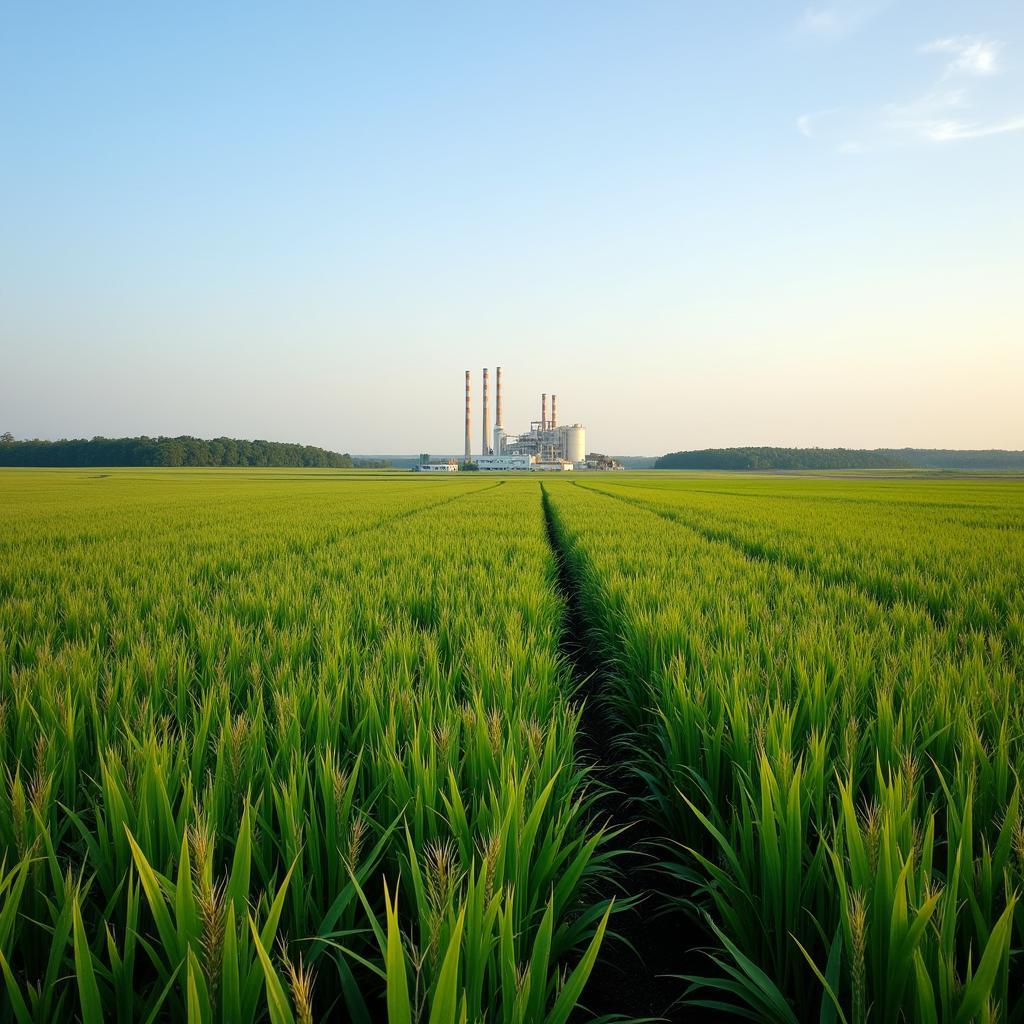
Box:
[540, 483, 684, 1021]
[575, 479, 1024, 654]
[0, 473, 611, 1022]
[543, 477, 1024, 1022]
[4, 468, 1023, 1023]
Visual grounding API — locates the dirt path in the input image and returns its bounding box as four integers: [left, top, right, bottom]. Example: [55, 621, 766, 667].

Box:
[540, 483, 694, 1023]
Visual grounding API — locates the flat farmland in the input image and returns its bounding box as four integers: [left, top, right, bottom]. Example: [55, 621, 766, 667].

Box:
[2, 469, 1022, 1023]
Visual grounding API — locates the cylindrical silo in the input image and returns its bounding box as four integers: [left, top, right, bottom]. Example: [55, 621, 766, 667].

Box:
[565, 424, 586, 464]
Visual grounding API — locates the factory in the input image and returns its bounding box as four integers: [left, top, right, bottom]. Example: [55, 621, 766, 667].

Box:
[464, 367, 586, 471]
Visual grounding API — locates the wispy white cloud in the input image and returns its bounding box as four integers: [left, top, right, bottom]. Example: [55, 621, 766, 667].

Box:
[796, 112, 829, 137]
[922, 117, 1024, 142]
[879, 84, 1024, 144]
[796, 31, 1023, 151]
[881, 87, 967, 129]
[796, 2, 883, 37]
[796, 109, 844, 139]
[922, 36, 1000, 77]
[798, 7, 846, 35]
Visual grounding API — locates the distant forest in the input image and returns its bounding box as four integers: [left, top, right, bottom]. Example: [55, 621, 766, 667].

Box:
[0, 434, 388, 469]
[655, 447, 1024, 470]
[893, 449, 1024, 470]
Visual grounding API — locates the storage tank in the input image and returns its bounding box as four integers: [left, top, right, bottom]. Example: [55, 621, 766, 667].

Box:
[565, 424, 586, 464]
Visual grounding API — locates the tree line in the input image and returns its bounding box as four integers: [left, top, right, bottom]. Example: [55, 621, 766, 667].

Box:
[894, 449, 1024, 470]
[0, 433, 382, 468]
[655, 447, 911, 470]
[655, 447, 1024, 470]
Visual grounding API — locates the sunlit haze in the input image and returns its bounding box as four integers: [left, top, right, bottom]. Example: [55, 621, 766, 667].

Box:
[2, 2, 1022, 455]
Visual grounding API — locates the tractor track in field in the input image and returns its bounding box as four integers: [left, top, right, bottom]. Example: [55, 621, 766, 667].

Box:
[573, 481, 1009, 643]
[540, 483, 692, 1023]
[342, 479, 506, 541]
[188, 482, 506, 594]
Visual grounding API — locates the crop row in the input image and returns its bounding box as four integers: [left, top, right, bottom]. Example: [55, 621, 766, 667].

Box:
[0, 472, 610, 1023]
[575, 477, 1024, 645]
[543, 478, 1024, 1022]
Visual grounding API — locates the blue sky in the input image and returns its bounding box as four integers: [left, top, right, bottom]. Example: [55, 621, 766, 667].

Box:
[2, 1, 1021, 454]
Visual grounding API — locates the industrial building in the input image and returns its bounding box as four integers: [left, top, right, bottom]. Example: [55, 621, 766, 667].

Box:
[463, 367, 586, 471]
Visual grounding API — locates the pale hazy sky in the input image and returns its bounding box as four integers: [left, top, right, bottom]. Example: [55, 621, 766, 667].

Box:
[2, 2, 1022, 455]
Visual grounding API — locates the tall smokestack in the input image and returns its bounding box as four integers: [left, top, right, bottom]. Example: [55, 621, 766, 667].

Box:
[482, 368, 490, 456]
[551, 393, 558, 429]
[464, 370, 472, 460]
[495, 366, 503, 427]
[541, 393, 547, 430]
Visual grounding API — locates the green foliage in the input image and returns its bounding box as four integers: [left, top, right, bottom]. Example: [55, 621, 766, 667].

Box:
[543, 474, 1024, 1022]
[4, 466, 1021, 1022]
[895, 448, 1024, 470]
[0, 435, 358, 468]
[654, 446, 1024, 470]
[0, 471, 609, 1021]
[655, 447, 911, 470]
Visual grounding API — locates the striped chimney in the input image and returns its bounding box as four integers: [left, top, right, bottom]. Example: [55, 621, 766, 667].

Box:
[541, 393, 547, 430]
[495, 366, 503, 427]
[482, 368, 490, 456]
[550, 393, 558, 429]
[464, 370, 471, 460]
